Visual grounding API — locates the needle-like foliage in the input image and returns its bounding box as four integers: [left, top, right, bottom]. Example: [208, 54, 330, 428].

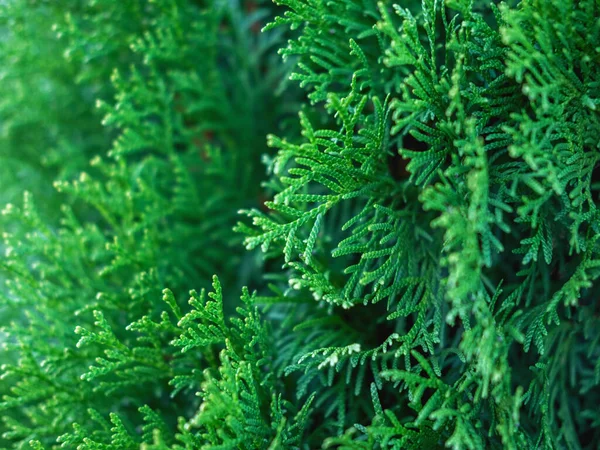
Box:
[1, 0, 599, 449]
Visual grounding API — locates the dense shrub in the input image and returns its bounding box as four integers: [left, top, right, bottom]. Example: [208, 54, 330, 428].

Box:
[1, 0, 599, 449]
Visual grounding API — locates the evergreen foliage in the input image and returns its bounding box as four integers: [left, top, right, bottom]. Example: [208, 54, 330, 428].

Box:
[1, 0, 599, 449]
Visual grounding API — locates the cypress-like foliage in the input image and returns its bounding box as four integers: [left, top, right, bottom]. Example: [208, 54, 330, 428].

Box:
[1, 0, 599, 449]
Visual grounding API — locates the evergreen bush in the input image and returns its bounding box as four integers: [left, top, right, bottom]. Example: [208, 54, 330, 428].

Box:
[1, 0, 599, 448]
